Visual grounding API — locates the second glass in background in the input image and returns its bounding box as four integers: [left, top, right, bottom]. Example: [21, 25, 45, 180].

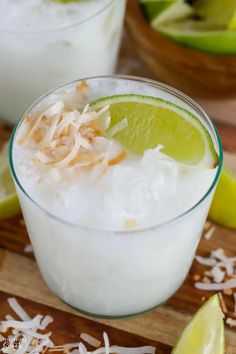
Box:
[0, 0, 126, 124]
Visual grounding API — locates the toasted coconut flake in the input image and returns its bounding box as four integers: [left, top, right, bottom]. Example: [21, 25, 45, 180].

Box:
[21, 100, 127, 178]
[103, 332, 109, 354]
[124, 219, 139, 230]
[97, 106, 111, 132]
[223, 288, 233, 296]
[226, 317, 236, 327]
[204, 221, 212, 231]
[0, 315, 43, 332]
[22, 114, 44, 145]
[108, 118, 128, 137]
[1, 297, 157, 354]
[204, 226, 216, 240]
[7, 298, 31, 321]
[108, 150, 127, 166]
[218, 292, 228, 314]
[80, 333, 101, 348]
[39, 316, 53, 330]
[218, 262, 234, 276]
[193, 274, 201, 282]
[24, 243, 34, 253]
[44, 101, 64, 118]
[195, 255, 216, 267]
[211, 248, 227, 262]
[195, 279, 236, 291]
[79, 342, 87, 354]
[211, 266, 225, 283]
[76, 80, 89, 97]
[92, 345, 156, 354]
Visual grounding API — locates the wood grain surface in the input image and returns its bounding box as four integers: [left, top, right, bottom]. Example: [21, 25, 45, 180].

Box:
[0, 292, 171, 353]
[1, 31, 236, 354]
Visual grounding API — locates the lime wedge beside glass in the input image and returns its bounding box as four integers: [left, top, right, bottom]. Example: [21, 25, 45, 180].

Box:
[209, 152, 236, 228]
[172, 294, 225, 354]
[0, 143, 21, 219]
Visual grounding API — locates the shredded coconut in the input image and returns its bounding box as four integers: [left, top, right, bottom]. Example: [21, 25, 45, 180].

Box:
[18, 100, 128, 178]
[0, 298, 156, 354]
[204, 226, 216, 240]
[80, 334, 101, 348]
[194, 246, 236, 325]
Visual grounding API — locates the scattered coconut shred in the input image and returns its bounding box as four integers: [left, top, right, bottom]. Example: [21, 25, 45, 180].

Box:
[0, 298, 156, 354]
[194, 231, 236, 327]
[18, 98, 128, 179]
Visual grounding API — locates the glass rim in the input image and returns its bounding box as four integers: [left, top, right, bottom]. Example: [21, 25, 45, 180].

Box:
[0, 0, 116, 35]
[9, 75, 223, 235]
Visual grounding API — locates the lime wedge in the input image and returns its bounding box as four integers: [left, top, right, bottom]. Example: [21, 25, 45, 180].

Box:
[157, 19, 236, 54]
[140, 0, 193, 27]
[140, 0, 175, 23]
[91, 94, 218, 167]
[0, 143, 21, 219]
[172, 295, 225, 354]
[194, 0, 236, 29]
[209, 152, 236, 228]
[228, 12, 236, 30]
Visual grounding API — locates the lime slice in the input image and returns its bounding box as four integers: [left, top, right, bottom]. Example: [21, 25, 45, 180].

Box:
[172, 294, 225, 354]
[209, 152, 236, 228]
[91, 94, 218, 167]
[0, 143, 21, 220]
[140, 0, 193, 27]
[157, 19, 236, 54]
[194, 0, 236, 29]
[228, 12, 236, 30]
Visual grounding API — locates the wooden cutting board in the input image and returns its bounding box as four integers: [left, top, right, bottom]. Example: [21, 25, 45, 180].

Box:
[1, 127, 236, 353]
[0, 291, 171, 353]
[1, 32, 236, 353]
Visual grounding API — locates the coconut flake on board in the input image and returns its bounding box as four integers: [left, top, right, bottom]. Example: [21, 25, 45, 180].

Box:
[194, 246, 236, 326]
[0, 298, 156, 354]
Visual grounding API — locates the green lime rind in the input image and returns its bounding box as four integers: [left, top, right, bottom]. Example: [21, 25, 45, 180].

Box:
[91, 94, 218, 167]
[209, 168, 236, 228]
[194, 0, 236, 27]
[52, 0, 82, 3]
[140, 0, 193, 27]
[140, 0, 176, 23]
[156, 19, 236, 54]
[0, 143, 21, 220]
[172, 295, 224, 354]
[0, 194, 21, 220]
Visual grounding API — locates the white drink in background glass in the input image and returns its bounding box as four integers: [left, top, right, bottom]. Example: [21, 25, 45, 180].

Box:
[10, 76, 222, 318]
[0, 0, 126, 124]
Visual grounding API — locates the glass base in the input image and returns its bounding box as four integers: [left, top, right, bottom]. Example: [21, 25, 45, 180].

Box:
[61, 298, 168, 320]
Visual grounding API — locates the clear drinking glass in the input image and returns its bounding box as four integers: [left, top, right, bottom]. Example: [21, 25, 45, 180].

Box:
[0, 0, 126, 125]
[9, 76, 223, 318]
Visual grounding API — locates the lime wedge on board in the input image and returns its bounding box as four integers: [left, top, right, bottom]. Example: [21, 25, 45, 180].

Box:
[209, 152, 236, 228]
[172, 294, 224, 354]
[0, 143, 21, 219]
